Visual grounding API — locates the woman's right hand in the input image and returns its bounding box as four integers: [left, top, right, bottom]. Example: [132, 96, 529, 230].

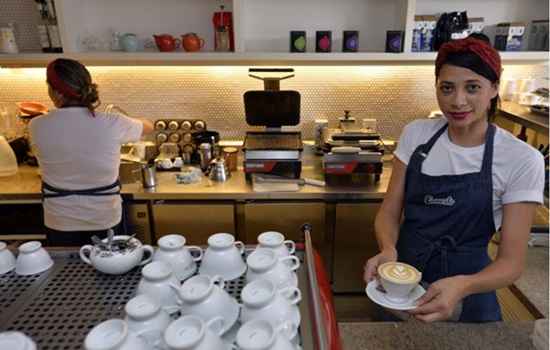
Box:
[363, 248, 398, 284]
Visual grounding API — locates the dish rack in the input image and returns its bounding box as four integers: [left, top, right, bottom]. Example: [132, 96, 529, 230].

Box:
[0, 227, 329, 350]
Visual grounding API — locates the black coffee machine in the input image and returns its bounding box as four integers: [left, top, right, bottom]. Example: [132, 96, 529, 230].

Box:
[242, 68, 303, 180]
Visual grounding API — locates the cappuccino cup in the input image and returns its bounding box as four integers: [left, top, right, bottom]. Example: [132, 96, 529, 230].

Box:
[377, 262, 421, 304]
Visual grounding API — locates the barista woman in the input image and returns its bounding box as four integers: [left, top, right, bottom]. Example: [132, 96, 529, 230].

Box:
[30, 58, 154, 246]
[363, 34, 544, 322]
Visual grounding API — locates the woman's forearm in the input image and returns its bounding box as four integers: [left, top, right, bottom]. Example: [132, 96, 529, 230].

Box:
[374, 210, 401, 252]
[460, 257, 525, 297]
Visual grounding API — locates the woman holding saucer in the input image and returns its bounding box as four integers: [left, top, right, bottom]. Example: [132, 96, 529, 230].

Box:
[363, 34, 544, 322]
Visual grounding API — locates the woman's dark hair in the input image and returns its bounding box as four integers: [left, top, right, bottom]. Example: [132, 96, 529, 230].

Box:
[438, 33, 500, 120]
[48, 58, 100, 113]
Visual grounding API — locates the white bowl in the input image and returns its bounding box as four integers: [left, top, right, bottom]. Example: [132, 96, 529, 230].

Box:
[0, 331, 37, 350]
[0, 242, 16, 275]
[15, 241, 53, 276]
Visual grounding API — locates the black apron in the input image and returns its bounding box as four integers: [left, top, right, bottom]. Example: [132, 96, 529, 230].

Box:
[396, 123, 502, 322]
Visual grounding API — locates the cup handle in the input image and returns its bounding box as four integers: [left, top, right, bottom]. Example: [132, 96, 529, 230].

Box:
[187, 246, 203, 262]
[199, 38, 205, 48]
[212, 275, 225, 290]
[279, 256, 300, 271]
[234, 241, 245, 255]
[139, 245, 154, 266]
[283, 240, 296, 254]
[175, 38, 181, 49]
[206, 316, 225, 337]
[275, 321, 297, 340]
[279, 286, 302, 305]
[79, 245, 93, 265]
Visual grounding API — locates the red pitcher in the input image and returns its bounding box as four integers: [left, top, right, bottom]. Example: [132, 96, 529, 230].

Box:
[153, 34, 180, 52]
[181, 33, 205, 52]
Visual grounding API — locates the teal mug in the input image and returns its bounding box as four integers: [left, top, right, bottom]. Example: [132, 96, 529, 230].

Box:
[120, 33, 139, 52]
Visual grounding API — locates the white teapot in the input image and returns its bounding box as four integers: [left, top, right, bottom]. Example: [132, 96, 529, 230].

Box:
[80, 235, 153, 275]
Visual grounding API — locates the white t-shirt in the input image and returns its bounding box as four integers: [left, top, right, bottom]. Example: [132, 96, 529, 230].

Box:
[29, 107, 143, 231]
[394, 117, 545, 231]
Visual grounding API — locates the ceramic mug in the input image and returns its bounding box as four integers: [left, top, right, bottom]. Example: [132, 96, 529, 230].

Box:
[171, 274, 239, 335]
[246, 249, 299, 290]
[164, 315, 226, 350]
[236, 319, 296, 350]
[0, 331, 37, 350]
[125, 294, 171, 348]
[136, 261, 181, 314]
[199, 233, 246, 281]
[0, 241, 16, 275]
[153, 234, 203, 281]
[80, 236, 153, 275]
[256, 231, 295, 260]
[240, 279, 301, 339]
[84, 319, 148, 350]
[119, 33, 139, 52]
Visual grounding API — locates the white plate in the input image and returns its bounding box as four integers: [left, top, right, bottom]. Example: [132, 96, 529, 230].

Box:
[365, 280, 426, 311]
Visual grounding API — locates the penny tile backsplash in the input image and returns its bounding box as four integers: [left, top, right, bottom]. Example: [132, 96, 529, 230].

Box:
[0, 64, 547, 140]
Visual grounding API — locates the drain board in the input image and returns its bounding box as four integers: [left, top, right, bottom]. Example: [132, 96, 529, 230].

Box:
[0, 249, 314, 350]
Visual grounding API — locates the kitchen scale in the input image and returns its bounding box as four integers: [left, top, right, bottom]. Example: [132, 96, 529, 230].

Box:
[242, 68, 303, 180]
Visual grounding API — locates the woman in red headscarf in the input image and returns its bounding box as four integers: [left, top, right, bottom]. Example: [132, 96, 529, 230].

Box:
[29, 58, 154, 246]
[363, 34, 544, 322]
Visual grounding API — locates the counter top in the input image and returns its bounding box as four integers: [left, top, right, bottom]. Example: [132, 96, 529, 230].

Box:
[0, 152, 392, 202]
[499, 101, 549, 135]
[515, 246, 549, 318]
[339, 321, 537, 350]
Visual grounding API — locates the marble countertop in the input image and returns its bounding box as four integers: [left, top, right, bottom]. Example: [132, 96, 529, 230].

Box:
[516, 246, 549, 318]
[339, 321, 537, 350]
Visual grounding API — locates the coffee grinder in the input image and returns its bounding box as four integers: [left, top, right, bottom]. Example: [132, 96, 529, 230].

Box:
[242, 68, 303, 180]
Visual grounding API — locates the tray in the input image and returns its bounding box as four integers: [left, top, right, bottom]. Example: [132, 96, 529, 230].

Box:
[0, 232, 327, 350]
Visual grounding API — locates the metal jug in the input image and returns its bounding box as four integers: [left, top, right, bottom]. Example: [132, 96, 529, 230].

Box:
[140, 162, 157, 188]
[208, 157, 230, 182]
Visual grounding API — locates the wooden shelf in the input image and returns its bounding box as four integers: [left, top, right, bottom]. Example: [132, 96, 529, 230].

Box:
[0, 51, 547, 67]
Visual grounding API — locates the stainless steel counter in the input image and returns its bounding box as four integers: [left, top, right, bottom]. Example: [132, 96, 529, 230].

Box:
[0, 154, 392, 202]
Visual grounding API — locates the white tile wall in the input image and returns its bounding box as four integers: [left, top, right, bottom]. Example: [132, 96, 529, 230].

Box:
[0, 64, 547, 140]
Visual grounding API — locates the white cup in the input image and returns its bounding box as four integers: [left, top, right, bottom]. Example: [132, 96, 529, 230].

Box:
[0, 242, 16, 275]
[125, 294, 172, 348]
[171, 274, 240, 335]
[377, 262, 422, 304]
[136, 261, 181, 314]
[164, 315, 226, 350]
[257, 232, 295, 260]
[154, 234, 203, 281]
[199, 233, 246, 281]
[0, 331, 37, 350]
[236, 319, 296, 350]
[246, 249, 299, 290]
[240, 279, 301, 339]
[15, 241, 53, 276]
[85, 319, 148, 350]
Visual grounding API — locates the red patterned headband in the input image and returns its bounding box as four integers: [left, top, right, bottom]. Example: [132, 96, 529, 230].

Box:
[46, 60, 81, 100]
[435, 37, 501, 80]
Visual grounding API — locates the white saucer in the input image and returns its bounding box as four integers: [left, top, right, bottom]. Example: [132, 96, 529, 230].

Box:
[365, 280, 426, 311]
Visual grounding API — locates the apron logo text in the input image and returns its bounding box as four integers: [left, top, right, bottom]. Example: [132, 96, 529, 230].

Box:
[424, 195, 455, 206]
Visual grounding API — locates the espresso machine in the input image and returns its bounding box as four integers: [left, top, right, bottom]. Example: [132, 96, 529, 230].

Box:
[242, 68, 303, 180]
[320, 110, 384, 185]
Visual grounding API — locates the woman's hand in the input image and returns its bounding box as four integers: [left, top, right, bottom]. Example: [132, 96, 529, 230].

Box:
[408, 275, 469, 322]
[363, 248, 398, 284]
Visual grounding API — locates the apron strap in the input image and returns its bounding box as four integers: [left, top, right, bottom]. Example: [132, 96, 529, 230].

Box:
[42, 179, 121, 199]
[479, 124, 496, 178]
[410, 123, 449, 173]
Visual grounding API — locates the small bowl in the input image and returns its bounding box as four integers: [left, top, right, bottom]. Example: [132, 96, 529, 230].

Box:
[15, 241, 54, 276]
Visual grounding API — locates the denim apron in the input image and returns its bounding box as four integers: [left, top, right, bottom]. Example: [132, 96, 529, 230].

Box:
[396, 123, 502, 322]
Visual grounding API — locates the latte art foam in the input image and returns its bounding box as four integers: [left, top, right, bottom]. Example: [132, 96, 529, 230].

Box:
[379, 262, 420, 284]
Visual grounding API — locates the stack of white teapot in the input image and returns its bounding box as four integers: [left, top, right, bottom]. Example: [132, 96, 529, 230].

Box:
[81, 231, 302, 350]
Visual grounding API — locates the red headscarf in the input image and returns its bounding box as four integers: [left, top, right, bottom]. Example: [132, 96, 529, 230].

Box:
[46, 59, 82, 100]
[435, 37, 502, 80]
